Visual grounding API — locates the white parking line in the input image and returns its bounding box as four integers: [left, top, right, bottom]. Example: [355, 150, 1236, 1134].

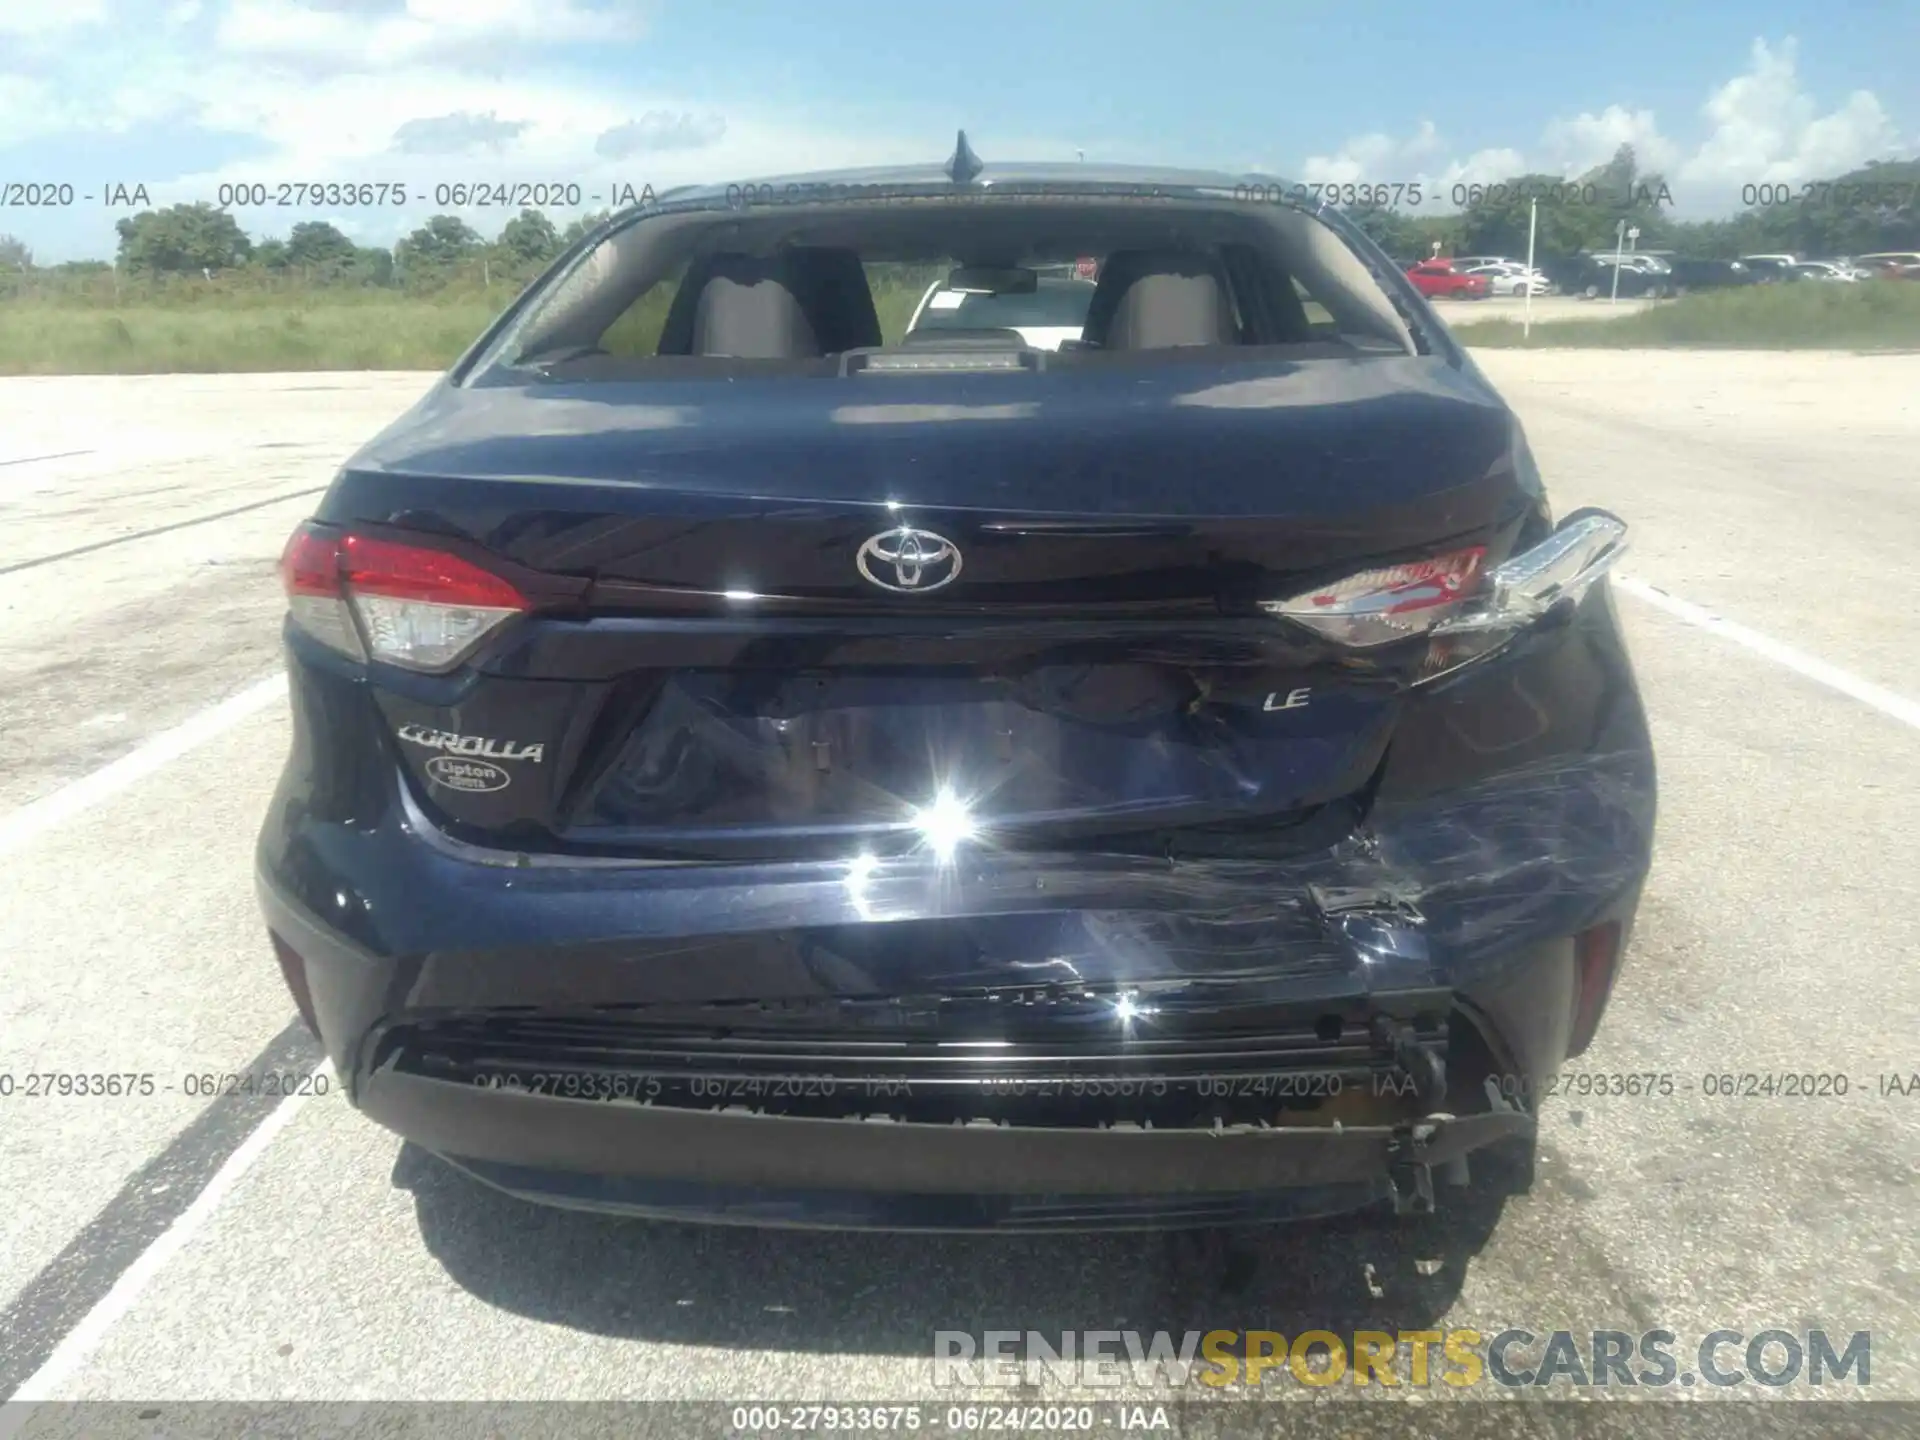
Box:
[0, 450, 93, 468]
[0, 1062, 331, 1420]
[0, 672, 286, 860]
[1616, 574, 1920, 732]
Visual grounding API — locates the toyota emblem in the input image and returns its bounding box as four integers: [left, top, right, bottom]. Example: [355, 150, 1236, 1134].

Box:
[856, 527, 963, 593]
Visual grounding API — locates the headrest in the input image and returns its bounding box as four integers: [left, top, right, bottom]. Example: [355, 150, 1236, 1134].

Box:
[1083, 249, 1237, 349]
[689, 255, 822, 358]
[1105, 253, 1236, 349]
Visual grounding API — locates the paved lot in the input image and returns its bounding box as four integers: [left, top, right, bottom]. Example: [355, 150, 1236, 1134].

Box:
[0, 355, 1916, 1431]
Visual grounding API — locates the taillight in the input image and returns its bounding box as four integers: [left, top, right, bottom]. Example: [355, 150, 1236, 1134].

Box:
[1568, 921, 1625, 1055]
[278, 526, 365, 662]
[1260, 546, 1486, 648]
[278, 523, 530, 672]
[340, 533, 529, 671]
[1260, 511, 1629, 680]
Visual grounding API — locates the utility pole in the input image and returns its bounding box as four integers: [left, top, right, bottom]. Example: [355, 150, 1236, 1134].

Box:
[1524, 197, 1538, 338]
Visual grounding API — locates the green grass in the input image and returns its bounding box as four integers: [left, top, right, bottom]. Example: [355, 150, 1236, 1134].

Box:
[1454, 279, 1920, 349]
[0, 296, 503, 374]
[0, 270, 941, 375]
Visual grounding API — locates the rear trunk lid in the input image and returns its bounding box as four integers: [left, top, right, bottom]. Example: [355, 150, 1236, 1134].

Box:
[325, 353, 1527, 860]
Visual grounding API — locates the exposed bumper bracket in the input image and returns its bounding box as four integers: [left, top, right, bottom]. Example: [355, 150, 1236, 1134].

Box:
[1385, 1122, 1437, 1215]
[1372, 1013, 1447, 1107]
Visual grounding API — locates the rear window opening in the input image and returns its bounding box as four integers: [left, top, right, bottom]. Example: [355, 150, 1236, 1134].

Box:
[475, 192, 1420, 381]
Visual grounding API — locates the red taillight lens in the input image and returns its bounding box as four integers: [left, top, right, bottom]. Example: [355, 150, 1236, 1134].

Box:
[278, 522, 529, 672]
[1261, 546, 1487, 648]
[278, 525, 365, 662]
[279, 527, 341, 597]
[339, 534, 528, 609]
[1568, 921, 1625, 1056]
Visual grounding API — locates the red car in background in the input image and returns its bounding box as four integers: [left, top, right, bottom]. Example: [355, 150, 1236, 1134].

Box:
[1406, 259, 1491, 300]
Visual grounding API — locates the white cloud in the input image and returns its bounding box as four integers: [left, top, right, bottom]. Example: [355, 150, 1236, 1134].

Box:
[0, 0, 107, 35]
[596, 111, 728, 158]
[1433, 148, 1529, 189]
[1297, 122, 1523, 203]
[1540, 105, 1681, 176]
[0, 0, 935, 255]
[1680, 38, 1899, 187]
[392, 109, 531, 155]
[1299, 118, 1444, 184]
[213, 0, 648, 71]
[1291, 38, 1903, 213]
[32, 60, 942, 250]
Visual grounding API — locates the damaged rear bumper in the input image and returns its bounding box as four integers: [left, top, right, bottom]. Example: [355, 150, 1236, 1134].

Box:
[257, 747, 1641, 1228]
[373, 1067, 1533, 1230]
[257, 581, 1654, 1228]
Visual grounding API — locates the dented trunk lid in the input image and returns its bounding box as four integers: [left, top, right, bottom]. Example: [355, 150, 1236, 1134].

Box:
[324, 354, 1530, 859]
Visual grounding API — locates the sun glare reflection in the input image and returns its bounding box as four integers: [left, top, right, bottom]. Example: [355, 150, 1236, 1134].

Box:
[845, 851, 878, 918]
[911, 786, 980, 862]
[842, 774, 1004, 917]
[1111, 991, 1158, 1032]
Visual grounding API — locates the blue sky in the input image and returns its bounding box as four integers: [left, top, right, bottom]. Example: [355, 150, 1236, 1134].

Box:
[2, 0, 1916, 262]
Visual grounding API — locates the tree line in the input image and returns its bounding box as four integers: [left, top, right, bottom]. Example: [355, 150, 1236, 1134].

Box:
[1342, 148, 1918, 263]
[1, 147, 1914, 294]
[0, 206, 611, 294]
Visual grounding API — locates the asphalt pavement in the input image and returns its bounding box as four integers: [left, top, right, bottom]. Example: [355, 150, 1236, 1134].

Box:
[0, 355, 1915, 1434]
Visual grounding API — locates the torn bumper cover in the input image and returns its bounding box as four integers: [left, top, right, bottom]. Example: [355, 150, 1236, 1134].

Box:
[366, 1070, 1532, 1228]
[258, 745, 1647, 1228]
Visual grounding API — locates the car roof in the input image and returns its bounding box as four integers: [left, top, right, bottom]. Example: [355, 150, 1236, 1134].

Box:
[655, 158, 1305, 207]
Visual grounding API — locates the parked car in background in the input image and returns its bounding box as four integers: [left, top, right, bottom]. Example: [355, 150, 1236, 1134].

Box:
[1854, 252, 1920, 279]
[906, 274, 1099, 350]
[1540, 255, 1672, 299]
[1738, 256, 1802, 283]
[1405, 260, 1490, 299]
[1449, 255, 1522, 273]
[1791, 261, 1858, 282]
[1461, 263, 1551, 296]
[1667, 258, 1759, 292]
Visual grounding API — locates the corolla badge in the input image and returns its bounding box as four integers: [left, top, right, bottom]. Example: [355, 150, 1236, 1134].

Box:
[857, 527, 963, 593]
[397, 724, 544, 763]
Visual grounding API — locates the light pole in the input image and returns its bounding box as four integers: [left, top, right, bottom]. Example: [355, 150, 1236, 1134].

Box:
[1524, 196, 1538, 338]
[1609, 219, 1626, 305]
